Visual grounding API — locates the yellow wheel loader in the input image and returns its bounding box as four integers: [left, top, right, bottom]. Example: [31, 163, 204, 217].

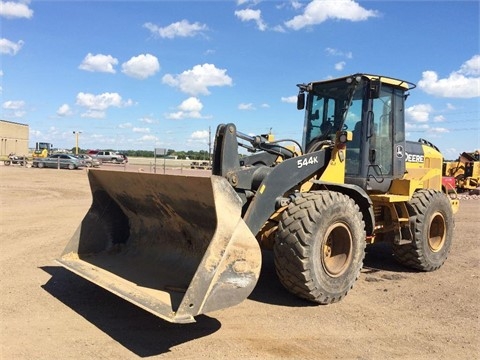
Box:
[443, 151, 480, 191]
[57, 74, 458, 323]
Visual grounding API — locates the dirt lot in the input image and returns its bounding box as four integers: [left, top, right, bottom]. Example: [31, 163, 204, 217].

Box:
[1, 165, 479, 359]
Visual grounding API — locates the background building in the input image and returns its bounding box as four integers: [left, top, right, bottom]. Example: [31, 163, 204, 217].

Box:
[0, 120, 29, 158]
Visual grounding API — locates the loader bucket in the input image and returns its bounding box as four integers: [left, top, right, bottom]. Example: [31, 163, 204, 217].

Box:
[56, 170, 261, 324]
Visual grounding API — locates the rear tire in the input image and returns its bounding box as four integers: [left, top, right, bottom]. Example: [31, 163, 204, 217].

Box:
[274, 191, 366, 304]
[393, 190, 453, 271]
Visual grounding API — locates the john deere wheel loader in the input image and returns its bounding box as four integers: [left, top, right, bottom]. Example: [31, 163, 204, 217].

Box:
[57, 74, 458, 323]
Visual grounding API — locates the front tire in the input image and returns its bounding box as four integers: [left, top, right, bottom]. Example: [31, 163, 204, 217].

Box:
[274, 191, 366, 304]
[393, 190, 453, 271]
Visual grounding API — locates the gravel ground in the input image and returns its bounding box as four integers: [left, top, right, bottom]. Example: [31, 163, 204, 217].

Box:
[1, 165, 479, 360]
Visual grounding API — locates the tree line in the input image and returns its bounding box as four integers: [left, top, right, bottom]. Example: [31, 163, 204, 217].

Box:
[71, 148, 211, 160]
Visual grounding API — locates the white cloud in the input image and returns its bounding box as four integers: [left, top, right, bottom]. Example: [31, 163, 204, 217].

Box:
[335, 61, 346, 71]
[133, 127, 150, 133]
[121, 53, 160, 79]
[76, 92, 133, 118]
[190, 130, 209, 140]
[139, 134, 157, 142]
[290, 1, 304, 10]
[281, 96, 297, 103]
[2, 100, 25, 110]
[162, 63, 233, 96]
[238, 103, 255, 110]
[79, 53, 118, 73]
[405, 122, 429, 131]
[0, 38, 24, 55]
[406, 103, 433, 123]
[138, 116, 156, 124]
[143, 20, 207, 39]
[80, 110, 106, 119]
[443, 148, 458, 159]
[460, 54, 480, 76]
[76, 92, 123, 110]
[405, 108, 453, 137]
[2, 99, 24, 109]
[56, 104, 72, 117]
[325, 47, 353, 59]
[119, 122, 132, 129]
[166, 97, 207, 119]
[235, 8, 267, 31]
[418, 55, 480, 98]
[0, 1, 33, 19]
[2, 99, 25, 117]
[179, 97, 203, 112]
[285, 0, 378, 30]
[271, 25, 286, 33]
[429, 127, 449, 134]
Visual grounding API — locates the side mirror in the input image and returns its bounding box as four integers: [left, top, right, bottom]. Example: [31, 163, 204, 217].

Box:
[297, 92, 305, 110]
[369, 79, 381, 99]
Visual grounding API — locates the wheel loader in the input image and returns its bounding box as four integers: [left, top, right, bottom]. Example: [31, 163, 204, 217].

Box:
[57, 73, 458, 323]
[443, 150, 480, 191]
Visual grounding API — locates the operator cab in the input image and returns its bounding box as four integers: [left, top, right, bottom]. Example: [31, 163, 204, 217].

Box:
[299, 74, 415, 193]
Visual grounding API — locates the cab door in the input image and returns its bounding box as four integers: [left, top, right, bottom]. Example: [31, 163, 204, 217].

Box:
[345, 82, 406, 193]
[365, 85, 406, 193]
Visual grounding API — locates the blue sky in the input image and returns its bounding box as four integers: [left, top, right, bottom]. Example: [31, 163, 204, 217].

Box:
[1, 0, 479, 158]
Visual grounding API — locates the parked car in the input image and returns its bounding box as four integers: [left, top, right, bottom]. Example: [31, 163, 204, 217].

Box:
[117, 152, 128, 163]
[75, 154, 101, 167]
[92, 151, 126, 164]
[33, 154, 85, 170]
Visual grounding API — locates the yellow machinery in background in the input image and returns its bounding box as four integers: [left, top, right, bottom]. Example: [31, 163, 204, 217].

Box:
[32, 142, 53, 158]
[444, 151, 480, 191]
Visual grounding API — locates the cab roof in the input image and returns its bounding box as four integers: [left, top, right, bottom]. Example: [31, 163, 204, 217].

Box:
[310, 73, 416, 91]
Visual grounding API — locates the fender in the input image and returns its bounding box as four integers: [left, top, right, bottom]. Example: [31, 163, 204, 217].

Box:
[310, 180, 375, 236]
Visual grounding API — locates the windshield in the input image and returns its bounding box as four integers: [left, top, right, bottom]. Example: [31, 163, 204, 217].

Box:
[303, 79, 362, 150]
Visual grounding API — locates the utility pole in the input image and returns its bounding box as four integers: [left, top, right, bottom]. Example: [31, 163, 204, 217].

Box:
[208, 126, 212, 164]
[73, 131, 82, 155]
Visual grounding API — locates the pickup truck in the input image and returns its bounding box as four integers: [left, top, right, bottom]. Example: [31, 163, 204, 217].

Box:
[93, 151, 126, 164]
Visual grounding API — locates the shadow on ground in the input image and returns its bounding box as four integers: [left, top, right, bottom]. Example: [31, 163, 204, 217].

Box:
[363, 242, 416, 274]
[41, 243, 415, 356]
[249, 244, 415, 306]
[41, 266, 221, 358]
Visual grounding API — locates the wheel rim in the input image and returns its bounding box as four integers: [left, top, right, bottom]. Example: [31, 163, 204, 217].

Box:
[428, 213, 446, 252]
[321, 223, 353, 277]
